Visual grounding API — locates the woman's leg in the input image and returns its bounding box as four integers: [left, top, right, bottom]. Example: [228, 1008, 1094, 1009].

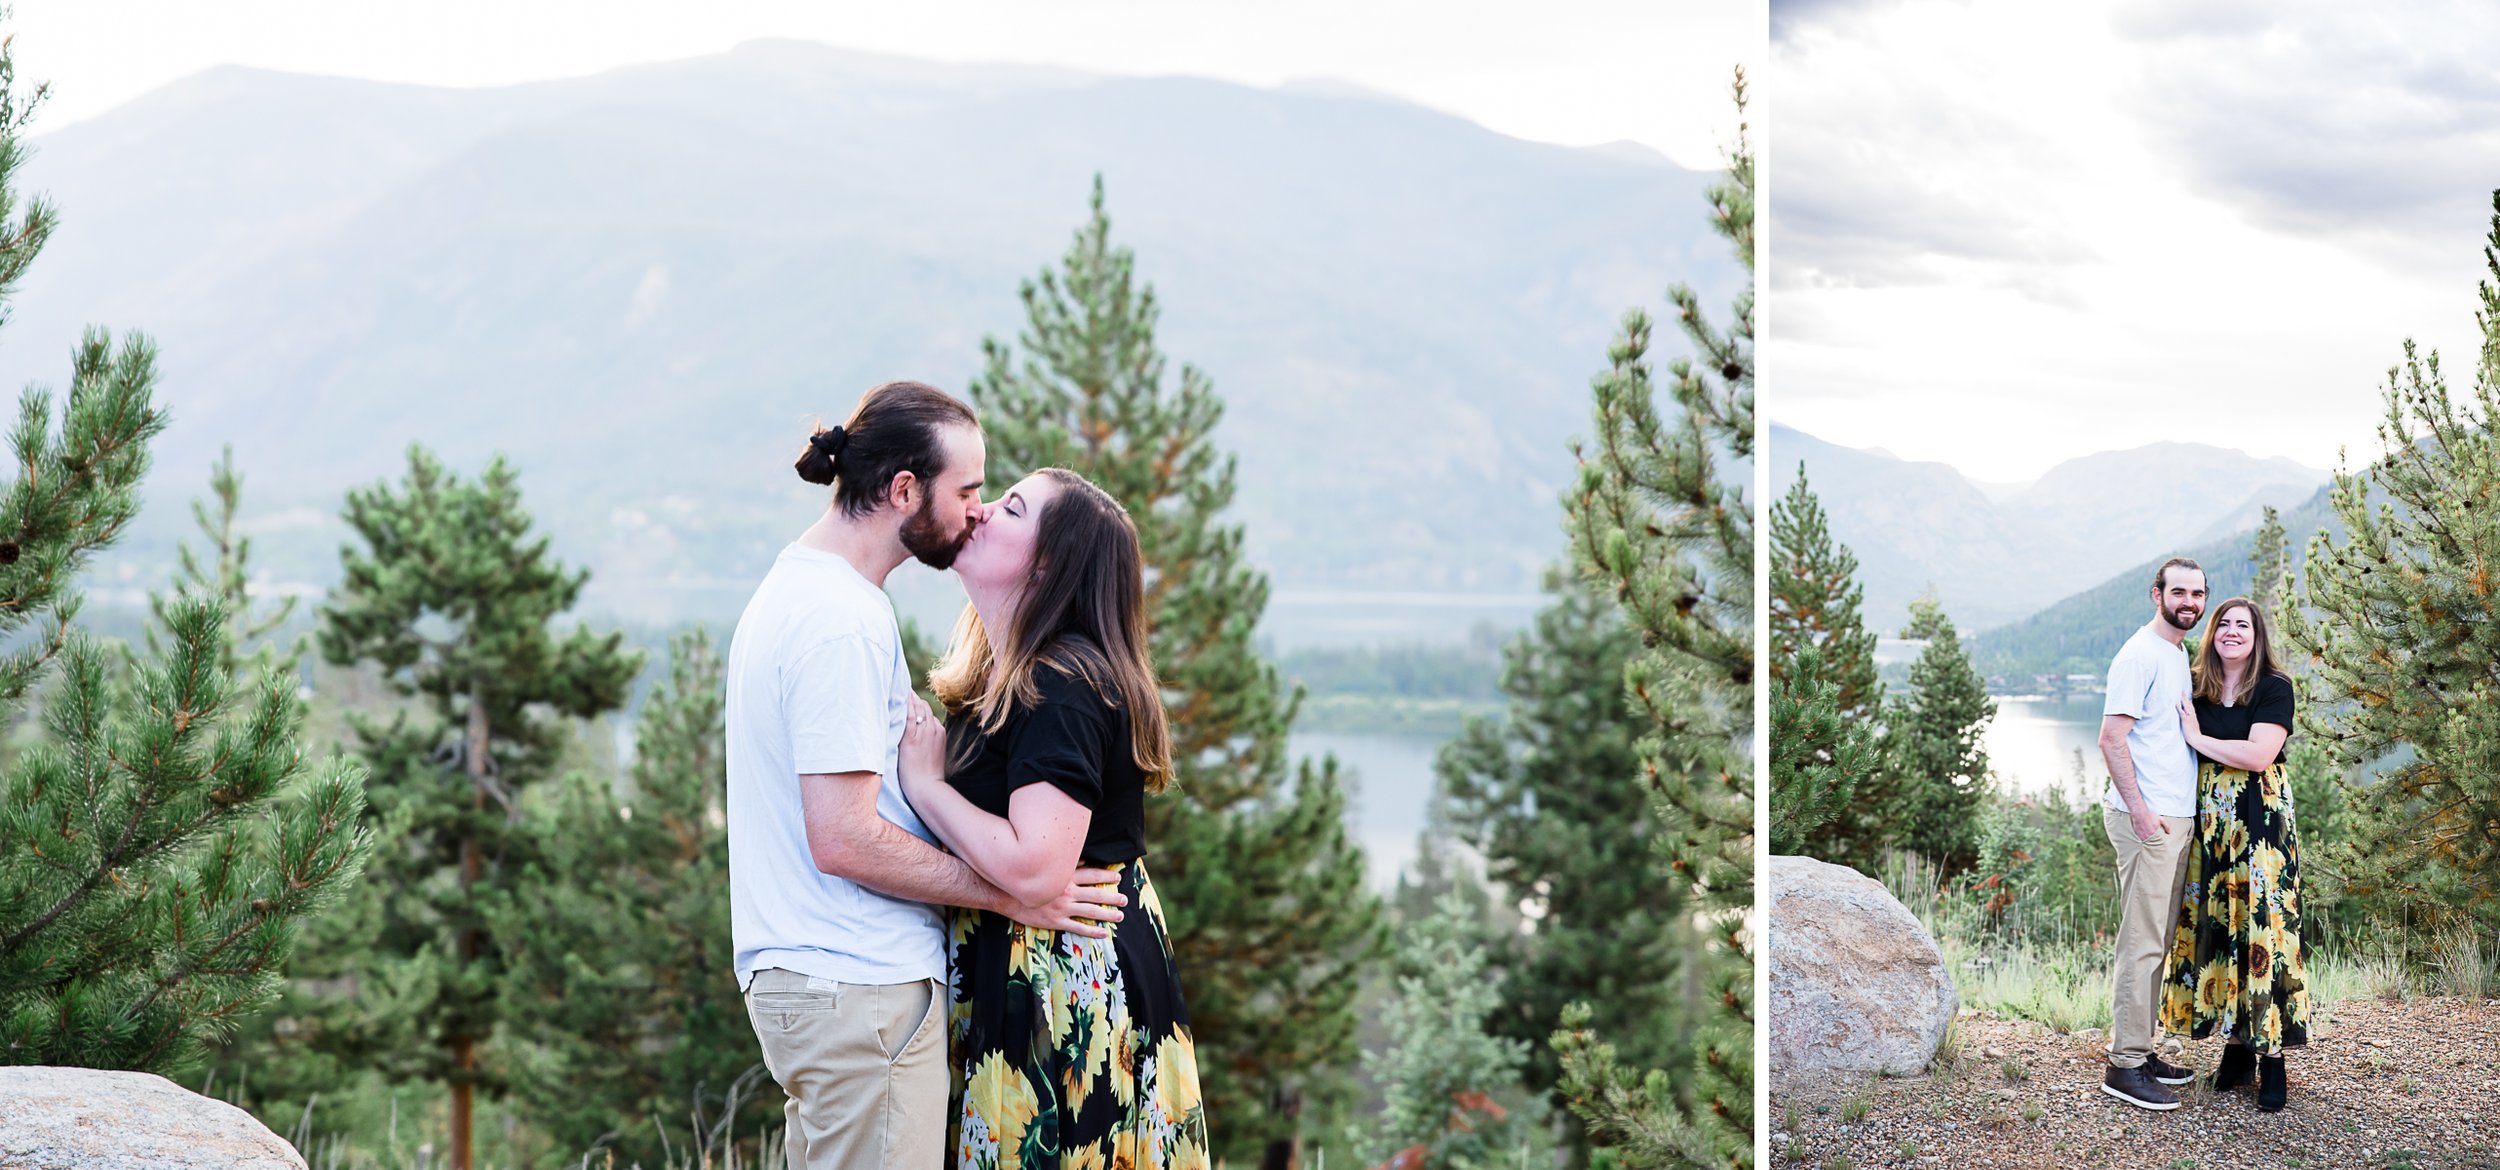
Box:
[2258, 1054, 2288, 1111]
[2212, 1040, 2254, 1091]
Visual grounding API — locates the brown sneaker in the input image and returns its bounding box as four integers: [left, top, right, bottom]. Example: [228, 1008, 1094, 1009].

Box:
[2102, 1064, 2182, 1111]
[2144, 1054, 2195, 1085]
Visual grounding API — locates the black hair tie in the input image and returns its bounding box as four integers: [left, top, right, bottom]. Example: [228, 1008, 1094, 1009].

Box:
[811, 426, 848, 458]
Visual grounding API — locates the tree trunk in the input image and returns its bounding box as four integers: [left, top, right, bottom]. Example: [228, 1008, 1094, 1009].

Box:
[1260, 1086, 1302, 1170]
[451, 693, 490, 1170]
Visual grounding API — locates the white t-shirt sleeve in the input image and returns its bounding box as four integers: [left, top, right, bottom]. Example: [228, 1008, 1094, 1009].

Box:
[2103, 644, 2154, 720]
[782, 634, 893, 777]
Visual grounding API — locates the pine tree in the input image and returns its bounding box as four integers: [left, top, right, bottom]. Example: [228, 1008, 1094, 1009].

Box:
[1549, 69, 1752, 1170]
[2287, 190, 2500, 936]
[313, 447, 643, 1170]
[2249, 505, 2291, 617]
[1885, 607, 1994, 874]
[1769, 644, 1877, 858]
[1769, 469, 1879, 720]
[147, 445, 300, 677]
[1898, 590, 1950, 641]
[490, 629, 770, 1168]
[967, 177, 1382, 1169]
[1434, 568, 1680, 1160]
[1767, 470, 1887, 866]
[1361, 894, 1547, 1170]
[0, 39, 370, 1072]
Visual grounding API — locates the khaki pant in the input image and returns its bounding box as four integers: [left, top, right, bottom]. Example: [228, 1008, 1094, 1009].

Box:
[744, 969, 946, 1170]
[2103, 807, 2194, 1068]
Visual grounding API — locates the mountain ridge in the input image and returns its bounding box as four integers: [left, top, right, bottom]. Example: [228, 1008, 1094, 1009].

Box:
[4, 44, 1737, 636]
[1769, 423, 2328, 634]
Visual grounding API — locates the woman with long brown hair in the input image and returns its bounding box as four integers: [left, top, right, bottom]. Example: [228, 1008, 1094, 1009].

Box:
[2158, 595, 2311, 1112]
[897, 466, 1208, 1170]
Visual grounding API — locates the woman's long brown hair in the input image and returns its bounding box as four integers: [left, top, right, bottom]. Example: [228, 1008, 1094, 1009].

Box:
[2191, 596, 2287, 706]
[928, 468, 1174, 792]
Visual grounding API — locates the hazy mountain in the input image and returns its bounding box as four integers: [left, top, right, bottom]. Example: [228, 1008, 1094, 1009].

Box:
[1768, 424, 2327, 634]
[3, 41, 1738, 636]
[1966, 482, 2341, 680]
[2010, 443, 2324, 557]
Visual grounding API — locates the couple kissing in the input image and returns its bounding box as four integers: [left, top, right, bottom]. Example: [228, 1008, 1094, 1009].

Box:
[724, 380, 1208, 1170]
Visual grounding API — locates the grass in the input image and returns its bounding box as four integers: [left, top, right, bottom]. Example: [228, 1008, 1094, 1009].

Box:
[2311, 947, 2413, 1013]
[267, 1066, 787, 1170]
[1880, 848, 2113, 1035]
[2431, 924, 2497, 1000]
[1916, 911, 2109, 1034]
[1839, 1089, 1872, 1124]
[1933, 1012, 1969, 1071]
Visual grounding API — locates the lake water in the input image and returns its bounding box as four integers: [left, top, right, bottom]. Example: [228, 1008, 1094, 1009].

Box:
[1302, 702, 2121, 889]
[1987, 695, 2107, 800]
[1290, 730, 1452, 890]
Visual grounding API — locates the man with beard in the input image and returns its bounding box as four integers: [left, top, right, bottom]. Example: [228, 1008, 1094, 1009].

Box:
[2096, 555, 2207, 1111]
[725, 380, 1127, 1169]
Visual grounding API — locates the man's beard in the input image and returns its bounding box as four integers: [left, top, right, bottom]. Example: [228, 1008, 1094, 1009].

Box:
[2164, 604, 2203, 631]
[901, 495, 974, 570]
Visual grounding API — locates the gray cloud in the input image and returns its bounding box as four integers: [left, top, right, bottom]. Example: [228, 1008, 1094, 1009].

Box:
[1771, 0, 1892, 43]
[1771, 18, 2098, 297]
[2110, 1, 2500, 248]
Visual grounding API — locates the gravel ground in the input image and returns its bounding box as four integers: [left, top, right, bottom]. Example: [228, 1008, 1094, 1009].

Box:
[1771, 997, 2500, 1169]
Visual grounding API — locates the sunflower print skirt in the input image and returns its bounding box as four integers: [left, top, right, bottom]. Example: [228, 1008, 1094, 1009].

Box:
[2159, 759, 2312, 1056]
[947, 859, 1208, 1170]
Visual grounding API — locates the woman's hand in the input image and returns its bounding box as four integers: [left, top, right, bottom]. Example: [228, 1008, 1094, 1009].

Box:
[900, 694, 946, 799]
[2177, 693, 2202, 742]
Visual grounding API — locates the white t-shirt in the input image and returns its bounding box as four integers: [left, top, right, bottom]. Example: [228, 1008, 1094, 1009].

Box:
[2101, 623, 2197, 819]
[725, 542, 943, 990]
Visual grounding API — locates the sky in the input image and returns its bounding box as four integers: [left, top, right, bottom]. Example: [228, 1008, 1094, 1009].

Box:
[1767, 0, 2500, 483]
[9, 0, 1761, 171]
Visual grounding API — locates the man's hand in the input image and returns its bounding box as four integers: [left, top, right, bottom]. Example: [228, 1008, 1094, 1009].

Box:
[1001, 867, 1129, 939]
[2130, 805, 2166, 844]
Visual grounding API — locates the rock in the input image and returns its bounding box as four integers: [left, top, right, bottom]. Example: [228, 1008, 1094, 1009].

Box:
[0, 1067, 306, 1170]
[1767, 854, 1961, 1084]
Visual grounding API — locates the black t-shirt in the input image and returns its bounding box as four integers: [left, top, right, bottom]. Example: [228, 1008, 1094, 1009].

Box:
[942, 660, 1148, 866]
[2192, 671, 2295, 766]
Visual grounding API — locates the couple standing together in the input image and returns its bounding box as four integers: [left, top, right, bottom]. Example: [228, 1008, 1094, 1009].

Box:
[724, 381, 1208, 1170]
[2099, 557, 2311, 1114]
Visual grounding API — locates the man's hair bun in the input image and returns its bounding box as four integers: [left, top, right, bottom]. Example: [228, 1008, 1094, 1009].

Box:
[795, 425, 847, 485]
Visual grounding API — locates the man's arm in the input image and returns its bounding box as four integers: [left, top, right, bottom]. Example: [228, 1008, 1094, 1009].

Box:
[2098, 714, 2164, 840]
[798, 772, 1121, 934]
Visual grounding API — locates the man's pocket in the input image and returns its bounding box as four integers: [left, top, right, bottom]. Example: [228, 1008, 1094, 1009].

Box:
[877, 978, 941, 1064]
[746, 970, 840, 1032]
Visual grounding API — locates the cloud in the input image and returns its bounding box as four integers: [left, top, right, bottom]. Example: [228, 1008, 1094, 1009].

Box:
[1770, 0, 1892, 42]
[1772, 161, 2099, 294]
[1771, 5, 2099, 297]
[2110, 0, 2500, 247]
[1763, 0, 2485, 484]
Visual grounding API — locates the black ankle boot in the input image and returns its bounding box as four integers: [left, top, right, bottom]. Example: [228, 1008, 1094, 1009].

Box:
[2213, 1043, 2254, 1092]
[2258, 1055, 2287, 1112]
